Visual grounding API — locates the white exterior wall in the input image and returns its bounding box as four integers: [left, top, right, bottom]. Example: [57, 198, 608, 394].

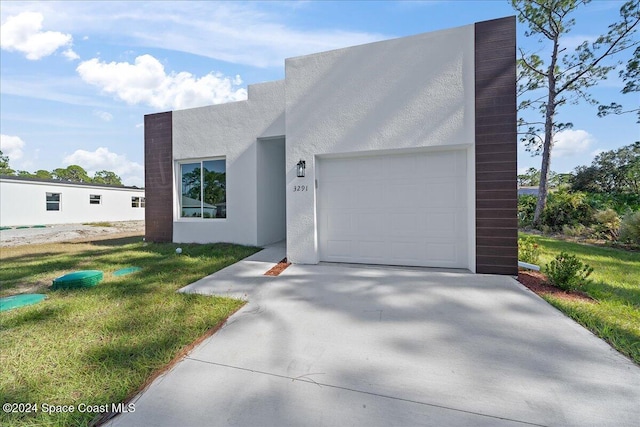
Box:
[284, 24, 476, 267]
[257, 138, 286, 246]
[0, 179, 145, 227]
[172, 80, 285, 245]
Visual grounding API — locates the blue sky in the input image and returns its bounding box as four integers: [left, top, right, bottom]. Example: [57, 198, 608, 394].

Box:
[1, 0, 637, 187]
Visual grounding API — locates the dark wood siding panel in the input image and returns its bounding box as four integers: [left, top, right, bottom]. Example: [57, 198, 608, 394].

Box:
[475, 16, 518, 275]
[144, 111, 173, 243]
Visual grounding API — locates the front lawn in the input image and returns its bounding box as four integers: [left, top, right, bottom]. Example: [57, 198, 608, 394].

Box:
[0, 237, 260, 427]
[521, 233, 640, 365]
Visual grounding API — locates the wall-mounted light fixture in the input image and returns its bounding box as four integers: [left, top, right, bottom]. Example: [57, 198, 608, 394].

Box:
[296, 160, 306, 178]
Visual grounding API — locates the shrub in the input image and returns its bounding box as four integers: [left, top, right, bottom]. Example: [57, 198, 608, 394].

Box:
[619, 211, 640, 244]
[541, 190, 594, 231]
[541, 224, 553, 235]
[544, 252, 594, 291]
[518, 195, 537, 227]
[593, 209, 621, 241]
[518, 235, 541, 265]
[562, 223, 588, 238]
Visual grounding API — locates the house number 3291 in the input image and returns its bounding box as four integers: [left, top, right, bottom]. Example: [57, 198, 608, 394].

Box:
[293, 185, 308, 192]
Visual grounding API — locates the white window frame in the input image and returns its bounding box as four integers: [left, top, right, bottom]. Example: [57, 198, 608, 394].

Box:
[131, 196, 145, 208]
[89, 194, 102, 205]
[46, 192, 61, 211]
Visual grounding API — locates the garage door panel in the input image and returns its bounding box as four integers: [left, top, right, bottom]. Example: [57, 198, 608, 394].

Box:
[421, 151, 458, 178]
[356, 157, 386, 178]
[425, 212, 457, 237]
[426, 243, 458, 263]
[326, 240, 351, 257]
[357, 240, 387, 259]
[425, 182, 459, 207]
[389, 184, 422, 208]
[391, 213, 419, 236]
[385, 155, 417, 179]
[325, 211, 352, 237]
[322, 181, 353, 206]
[357, 213, 385, 235]
[319, 150, 468, 269]
[391, 241, 423, 262]
[322, 158, 352, 178]
[355, 183, 386, 209]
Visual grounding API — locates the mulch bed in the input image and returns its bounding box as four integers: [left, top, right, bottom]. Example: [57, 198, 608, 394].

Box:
[264, 258, 291, 276]
[517, 270, 595, 303]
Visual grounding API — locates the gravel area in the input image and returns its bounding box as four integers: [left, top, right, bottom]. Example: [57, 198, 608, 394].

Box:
[0, 221, 144, 247]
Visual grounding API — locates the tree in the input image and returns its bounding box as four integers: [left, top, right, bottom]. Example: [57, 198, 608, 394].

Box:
[598, 45, 640, 122]
[571, 141, 640, 193]
[0, 150, 15, 175]
[93, 170, 122, 186]
[518, 167, 570, 188]
[16, 170, 35, 177]
[518, 167, 541, 186]
[34, 169, 53, 179]
[53, 165, 91, 182]
[513, 0, 639, 226]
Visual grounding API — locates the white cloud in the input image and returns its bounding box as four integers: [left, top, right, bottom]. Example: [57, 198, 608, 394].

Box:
[135, 123, 144, 128]
[76, 54, 248, 109]
[63, 147, 143, 186]
[0, 134, 25, 160]
[553, 129, 596, 157]
[93, 110, 113, 122]
[0, 2, 386, 68]
[62, 48, 79, 60]
[0, 12, 73, 60]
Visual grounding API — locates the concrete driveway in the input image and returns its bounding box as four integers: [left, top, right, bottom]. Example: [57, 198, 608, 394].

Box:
[107, 249, 640, 427]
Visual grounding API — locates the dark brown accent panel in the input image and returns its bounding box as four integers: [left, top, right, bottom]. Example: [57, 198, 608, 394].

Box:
[476, 171, 516, 182]
[475, 16, 518, 275]
[144, 111, 173, 242]
[475, 143, 517, 155]
[477, 198, 517, 210]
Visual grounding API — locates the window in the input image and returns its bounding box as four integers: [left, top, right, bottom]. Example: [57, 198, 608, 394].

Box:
[131, 196, 145, 208]
[90, 194, 102, 205]
[180, 159, 226, 219]
[46, 192, 61, 211]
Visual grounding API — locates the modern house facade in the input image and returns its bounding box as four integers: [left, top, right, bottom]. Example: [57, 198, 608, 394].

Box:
[0, 176, 145, 227]
[144, 17, 517, 275]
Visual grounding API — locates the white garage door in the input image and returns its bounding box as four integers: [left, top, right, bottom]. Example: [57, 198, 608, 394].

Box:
[318, 150, 468, 268]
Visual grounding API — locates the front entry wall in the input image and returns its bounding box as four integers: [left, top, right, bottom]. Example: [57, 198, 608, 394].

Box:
[285, 23, 476, 268]
[171, 81, 285, 246]
[318, 149, 468, 268]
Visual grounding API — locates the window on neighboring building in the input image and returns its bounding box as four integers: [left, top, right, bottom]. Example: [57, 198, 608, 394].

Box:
[90, 194, 102, 205]
[180, 159, 226, 219]
[131, 196, 145, 208]
[46, 192, 61, 211]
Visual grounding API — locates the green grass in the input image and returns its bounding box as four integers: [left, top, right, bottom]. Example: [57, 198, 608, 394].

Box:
[0, 237, 260, 427]
[521, 233, 640, 364]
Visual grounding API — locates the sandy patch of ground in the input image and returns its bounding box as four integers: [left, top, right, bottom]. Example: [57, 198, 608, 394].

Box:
[0, 221, 145, 247]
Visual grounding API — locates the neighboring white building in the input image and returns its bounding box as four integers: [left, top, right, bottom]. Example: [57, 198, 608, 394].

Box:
[0, 176, 145, 227]
[144, 17, 518, 275]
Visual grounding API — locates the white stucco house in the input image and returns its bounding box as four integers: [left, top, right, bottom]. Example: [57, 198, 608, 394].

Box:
[0, 176, 145, 227]
[144, 17, 517, 275]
